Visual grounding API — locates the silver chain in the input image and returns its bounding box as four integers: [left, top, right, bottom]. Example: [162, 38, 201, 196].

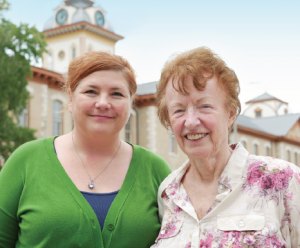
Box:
[71, 131, 121, 189]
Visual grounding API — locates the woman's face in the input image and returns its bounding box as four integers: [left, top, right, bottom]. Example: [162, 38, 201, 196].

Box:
[68, 70, 131, 137]
[165, 75, 235, 160]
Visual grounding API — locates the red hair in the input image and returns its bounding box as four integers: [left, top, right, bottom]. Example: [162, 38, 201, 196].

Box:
[64, 51, 137, 96]
[156, 47, 241, 131]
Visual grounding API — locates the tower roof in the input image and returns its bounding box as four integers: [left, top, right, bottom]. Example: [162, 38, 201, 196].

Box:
[64, 0, 94, 8]
[246, 92, 287, 104]
[236, 113, 300, 137]
[136, 81, 158, 96]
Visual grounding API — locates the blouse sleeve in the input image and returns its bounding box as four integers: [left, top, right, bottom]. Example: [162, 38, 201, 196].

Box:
[283, 172, 300, 247]
[0, 149, 25, 247]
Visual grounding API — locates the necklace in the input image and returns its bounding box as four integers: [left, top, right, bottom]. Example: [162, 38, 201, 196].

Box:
[72, 131, 122, 190]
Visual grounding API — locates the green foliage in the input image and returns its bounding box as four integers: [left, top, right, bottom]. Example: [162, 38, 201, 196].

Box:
[0, 0, 47, 166]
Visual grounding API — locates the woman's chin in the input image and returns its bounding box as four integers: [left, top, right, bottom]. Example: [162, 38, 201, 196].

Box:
[185, 147, 213, 160]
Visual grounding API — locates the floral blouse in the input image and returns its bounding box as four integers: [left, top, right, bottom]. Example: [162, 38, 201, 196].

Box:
[151, 143, 300, 248]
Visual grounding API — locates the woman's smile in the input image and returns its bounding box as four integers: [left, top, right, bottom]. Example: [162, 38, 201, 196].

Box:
[185, 133, 209, 141]
[90, 114, 114, 120]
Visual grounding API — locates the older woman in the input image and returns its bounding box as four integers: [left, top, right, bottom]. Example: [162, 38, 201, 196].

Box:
[151, 47, 300, 248]
[0, 51, 171, 248]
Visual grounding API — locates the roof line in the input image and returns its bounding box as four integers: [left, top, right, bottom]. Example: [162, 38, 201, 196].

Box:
[43, 21, 123, 41]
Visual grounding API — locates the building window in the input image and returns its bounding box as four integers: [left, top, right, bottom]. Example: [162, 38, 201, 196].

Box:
[47, 52, 52, 70]
[287, 150, 290, 162]
[242, 141, 247, 149]
[72, 46, 76, 59]
[125, 117, 131, 142]
[295, 152, 298, 166]
[18, 108, 28, 127]
[254, 144, 258, 155]
[266, 147, 270, 156]
[255, 108, 262, 118]
[53, 101, 62, 136]
[169, 129, 177, 154]
[284, 108, 288, 114]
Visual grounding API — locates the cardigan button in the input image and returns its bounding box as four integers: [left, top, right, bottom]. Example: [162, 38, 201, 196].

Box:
[108, 224, 114, 231]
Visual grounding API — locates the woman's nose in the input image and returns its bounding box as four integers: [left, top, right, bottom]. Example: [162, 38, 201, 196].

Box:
[95, 95, 110, 109]
[184, 108, 200, 129]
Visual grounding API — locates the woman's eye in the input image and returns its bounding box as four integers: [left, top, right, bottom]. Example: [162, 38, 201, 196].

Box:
[174, 109, 183, 114]
[112, 92, 124, 97]
[85, 90, 96, 94]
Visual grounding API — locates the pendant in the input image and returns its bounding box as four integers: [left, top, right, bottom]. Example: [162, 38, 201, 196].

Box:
[88, 182, 94, 189]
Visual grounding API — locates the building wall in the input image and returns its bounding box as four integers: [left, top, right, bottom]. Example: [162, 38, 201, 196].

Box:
[229, 132, 300, 167]
[47, 88, 72, 137]
[229, 132, 275, 156]
[136, 106, 188, 170]
[286, 120, 300, 140]
[27, 81, 73, 139]
[136, 106, 150, 150]
[43, 30, 116, 73]
[27, 82, 46, 138]
[155, 120, 188, 170]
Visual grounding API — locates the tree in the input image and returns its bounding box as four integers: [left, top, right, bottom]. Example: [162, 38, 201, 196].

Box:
[0, 0, 47, 167]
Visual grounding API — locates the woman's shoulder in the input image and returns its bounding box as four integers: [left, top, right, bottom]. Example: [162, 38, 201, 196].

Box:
[245, 154, 300, 189]
[130, 144, 172, 176]
[132, 144, 167, 164]
[5, 137, 55, 164]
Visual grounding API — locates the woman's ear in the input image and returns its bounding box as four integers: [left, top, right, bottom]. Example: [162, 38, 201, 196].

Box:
[228, 108, 236, 128]
[68, 88, 73, 113]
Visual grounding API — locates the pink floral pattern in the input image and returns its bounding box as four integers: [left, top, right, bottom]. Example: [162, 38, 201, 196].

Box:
[198, 226, 286, 248]
[245, 159, 293, 191]
[151, 143, 300, 248]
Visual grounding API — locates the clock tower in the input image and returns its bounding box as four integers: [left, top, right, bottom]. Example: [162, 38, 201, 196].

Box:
[42, 0, 123, 73]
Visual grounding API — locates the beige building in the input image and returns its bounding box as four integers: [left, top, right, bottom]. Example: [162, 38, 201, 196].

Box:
[229, 93, 300, 167]
[8, 0, 300, 170]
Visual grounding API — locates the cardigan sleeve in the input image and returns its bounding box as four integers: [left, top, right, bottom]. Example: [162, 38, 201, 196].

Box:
[0, 147, 26, 248]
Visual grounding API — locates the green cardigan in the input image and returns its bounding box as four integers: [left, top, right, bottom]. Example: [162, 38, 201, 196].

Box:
[0, 137, 171, 248]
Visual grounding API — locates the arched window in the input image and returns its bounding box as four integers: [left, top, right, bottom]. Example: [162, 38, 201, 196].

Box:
[242, 141, 247, 149]
[72, 46, 76, 59]
[18, 108, 28, 127]
[255, 108, 262, 118]
[47, 52, 52, 70]
[294, 152, 298, 166]
[125, 116, 131, 142]
[254, 144, 258, 155]
[53, 101, 63, 136]
[265, 147, 270, 156]
[287, 150, 290, 162]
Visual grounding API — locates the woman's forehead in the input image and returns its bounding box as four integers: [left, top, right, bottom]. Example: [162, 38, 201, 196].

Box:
[165, 75, 224, 103]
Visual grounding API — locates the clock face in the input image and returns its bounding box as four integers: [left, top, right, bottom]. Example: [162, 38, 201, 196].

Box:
[95, 11, 105, 27]
[56, 9, 68, 26]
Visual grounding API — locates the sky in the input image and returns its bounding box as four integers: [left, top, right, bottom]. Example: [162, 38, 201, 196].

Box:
[3, 0, 300, 113]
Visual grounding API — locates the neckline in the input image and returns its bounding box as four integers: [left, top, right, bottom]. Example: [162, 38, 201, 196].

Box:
[80, 190, 120, 195]
[44, 136, 141, 246]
